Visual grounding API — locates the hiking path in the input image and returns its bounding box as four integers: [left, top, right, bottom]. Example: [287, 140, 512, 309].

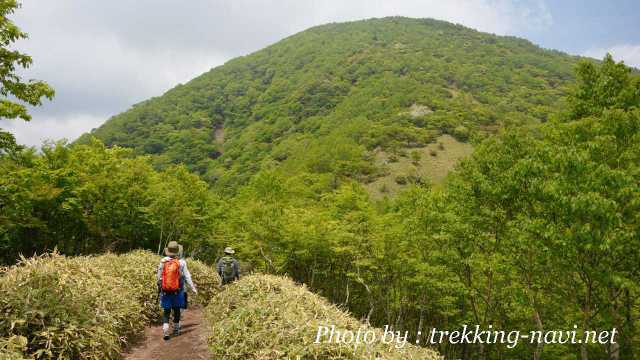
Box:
[124, 307, 210, 360]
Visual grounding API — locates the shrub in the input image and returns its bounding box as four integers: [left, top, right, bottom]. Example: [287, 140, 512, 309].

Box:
[0, 251, 219, 359]
[395, 175, 407, 185]
[452, 125, 470, 141]
[204, 274, 440, 359]
[429, 149, 437, 157]
[406, 174, 424, 184]
[409, 150, 421, 165]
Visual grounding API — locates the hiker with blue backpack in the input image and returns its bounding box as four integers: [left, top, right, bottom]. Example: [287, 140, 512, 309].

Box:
[157, 241, 198, 340]
[217, 247, 240, 285]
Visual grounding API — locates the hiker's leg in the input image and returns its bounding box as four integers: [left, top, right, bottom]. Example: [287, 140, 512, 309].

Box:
[173, 307, 181, 323]
[162, 308, 171, 339]
[172, 307, 181, 335]
[162, 308, 172, 324]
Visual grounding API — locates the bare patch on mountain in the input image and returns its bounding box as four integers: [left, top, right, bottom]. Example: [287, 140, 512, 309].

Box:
[365, 134, 473, 199]
[401, 103, 433, 118]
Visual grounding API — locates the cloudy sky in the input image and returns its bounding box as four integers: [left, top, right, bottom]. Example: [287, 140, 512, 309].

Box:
[4, 0, 640, 147]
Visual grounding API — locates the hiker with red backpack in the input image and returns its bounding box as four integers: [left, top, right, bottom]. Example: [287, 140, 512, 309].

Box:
[157, 241, 197, 340]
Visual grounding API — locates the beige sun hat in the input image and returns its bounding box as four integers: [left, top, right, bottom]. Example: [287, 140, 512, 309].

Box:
[224, 247, 235, 255]
[164, 241, 183, 257]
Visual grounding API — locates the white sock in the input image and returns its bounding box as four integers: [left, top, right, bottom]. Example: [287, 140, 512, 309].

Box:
[162, 323, 169, 332]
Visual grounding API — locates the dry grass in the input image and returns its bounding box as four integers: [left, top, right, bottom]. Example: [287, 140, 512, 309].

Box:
[0, 251, 219, 359]
[365, 135, 473, 199]
[204, 274, 440, 360]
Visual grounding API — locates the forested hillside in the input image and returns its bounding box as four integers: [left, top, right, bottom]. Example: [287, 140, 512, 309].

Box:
[80, 17, 579, 192]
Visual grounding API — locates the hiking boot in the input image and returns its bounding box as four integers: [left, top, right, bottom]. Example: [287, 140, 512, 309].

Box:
[172, 323, 180, 337]
[162, 323, 170, 341]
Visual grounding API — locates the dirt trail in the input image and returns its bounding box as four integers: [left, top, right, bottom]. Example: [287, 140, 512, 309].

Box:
[124, 307, 210, 360]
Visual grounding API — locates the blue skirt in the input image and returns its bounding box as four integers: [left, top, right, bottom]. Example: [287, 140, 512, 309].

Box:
[160, 290, 186, 309]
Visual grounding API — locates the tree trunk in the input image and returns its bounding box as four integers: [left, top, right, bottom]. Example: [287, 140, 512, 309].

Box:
[609, 288, 621, 360]
[478, 343, 486, 360]
[259, 245, 274, 273]
[343, 281, 350, 306]
[533, 309, 544, 360]
[417, 308, 425, 344]
[357, 277, 374, 326]
[156, 221, 164, 255]
[625, 289, 634, 359]
[395, 305, 403, 332]
[580, 299, 591, 360]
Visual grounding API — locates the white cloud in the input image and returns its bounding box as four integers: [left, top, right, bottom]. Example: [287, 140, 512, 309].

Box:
[583, 44, 640, 69]
[3, 114, 106, 148]
[4, 0, 554, 147]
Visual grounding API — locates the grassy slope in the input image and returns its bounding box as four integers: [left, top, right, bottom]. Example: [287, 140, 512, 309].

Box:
[0, 251, 219, 359]
[205, 274, 440, 359]
[365, 134, 473, 198]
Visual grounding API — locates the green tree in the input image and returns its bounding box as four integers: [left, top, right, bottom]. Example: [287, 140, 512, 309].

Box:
[446, 55, 640, 359]
[0, 0, 54, 153]
[568, 54, 640, 120]
[0, 138, 220, 264]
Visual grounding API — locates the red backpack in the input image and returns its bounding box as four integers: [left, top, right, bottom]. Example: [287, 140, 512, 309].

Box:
[161, 258, 181, 292]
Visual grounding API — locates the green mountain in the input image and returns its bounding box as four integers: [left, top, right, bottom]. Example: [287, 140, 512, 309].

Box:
[80, 17, 581, 192]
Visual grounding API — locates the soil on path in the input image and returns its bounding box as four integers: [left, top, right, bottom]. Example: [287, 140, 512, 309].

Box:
[124, 307, 210, 360]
